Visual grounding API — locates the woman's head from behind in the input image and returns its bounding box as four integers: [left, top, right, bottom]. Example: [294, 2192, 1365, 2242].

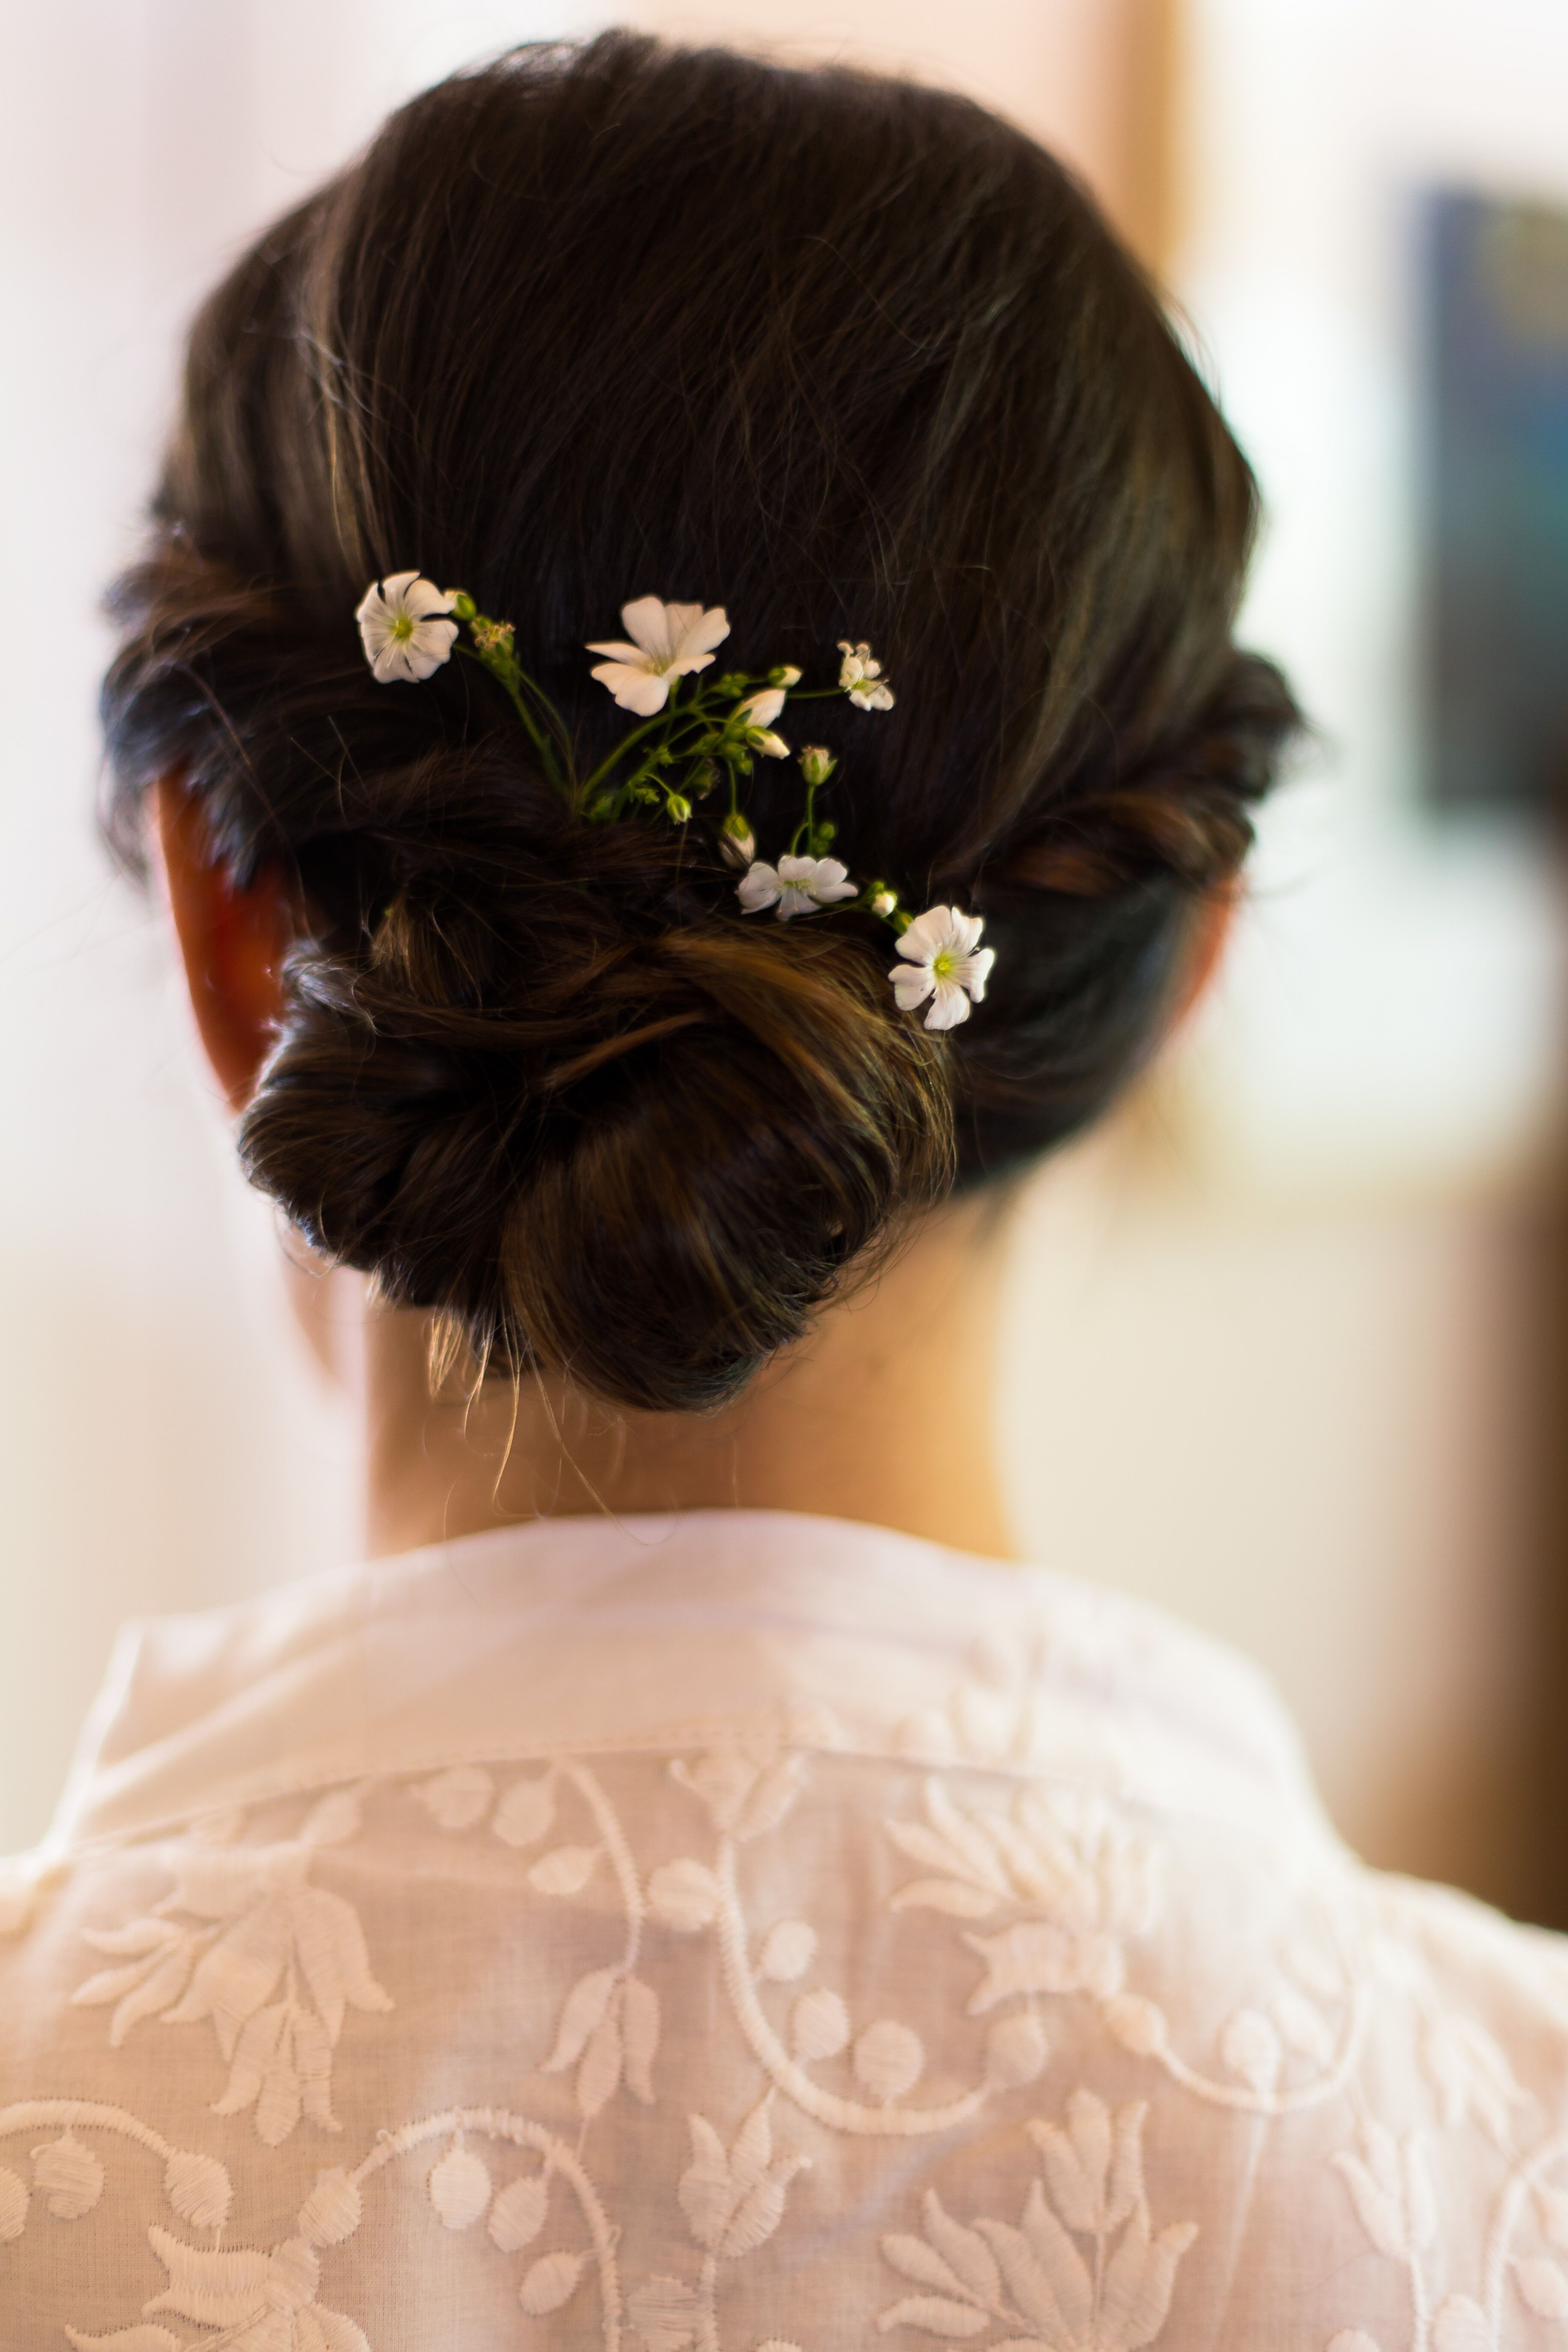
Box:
[103, 31, 1298, 1416]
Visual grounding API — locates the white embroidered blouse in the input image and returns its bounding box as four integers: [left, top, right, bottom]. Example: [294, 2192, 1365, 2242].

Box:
[3, 1509, 1568, 2352]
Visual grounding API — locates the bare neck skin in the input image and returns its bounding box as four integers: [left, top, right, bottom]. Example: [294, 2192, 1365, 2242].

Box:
[350, 1186, 1022, 1561]
[152, 775, 1024, 1565]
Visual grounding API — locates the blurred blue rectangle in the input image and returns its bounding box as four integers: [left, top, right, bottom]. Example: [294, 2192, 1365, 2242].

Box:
[1425, 190, 1568, 813]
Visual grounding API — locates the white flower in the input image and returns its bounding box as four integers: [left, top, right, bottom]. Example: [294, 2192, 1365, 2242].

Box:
[355, 572, 458, 683]
[837, 639, 895, 711]
[734, 689, 790, 757]
[737, 855, 859, 920]
[587, 596, 730, 715]
[888, 906, 994, 1030]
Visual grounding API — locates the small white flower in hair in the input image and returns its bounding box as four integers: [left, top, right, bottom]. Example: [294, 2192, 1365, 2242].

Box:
[838, 639, 895, 711]
[586, 596, 730, 715]
[357, 572, 458, 683]
[736, 689, 790, 757]
[889, 906, 994, 1029]
[737, 855, 859, 920]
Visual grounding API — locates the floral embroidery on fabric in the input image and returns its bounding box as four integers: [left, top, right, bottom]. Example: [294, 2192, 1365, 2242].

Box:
[878, 2092, 1196, 2349]
[7, 1711, 1568, 2346]
[72, 1791, 391, 2146]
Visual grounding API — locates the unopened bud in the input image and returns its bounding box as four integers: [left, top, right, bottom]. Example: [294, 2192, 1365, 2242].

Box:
[869, 885, 898, 918]
[666, 793, 693, 823]
[772, 664, 803, 688]
[719, 811, 757, 867]
[447, 590, 477, 622]
[799, 745, 836, 787]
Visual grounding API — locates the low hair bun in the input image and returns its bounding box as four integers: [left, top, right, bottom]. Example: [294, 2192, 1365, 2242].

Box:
[101, 33, 1305, 1412]
[238, 742, 952, 1412]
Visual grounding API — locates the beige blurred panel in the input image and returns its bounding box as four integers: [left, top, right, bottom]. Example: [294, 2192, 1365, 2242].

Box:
[999, 1109, 1539, 1916]
[617, 0, 1180, 268]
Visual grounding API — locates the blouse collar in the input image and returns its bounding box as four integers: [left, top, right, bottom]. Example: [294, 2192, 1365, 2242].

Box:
[47, 1508, 1335, 1854]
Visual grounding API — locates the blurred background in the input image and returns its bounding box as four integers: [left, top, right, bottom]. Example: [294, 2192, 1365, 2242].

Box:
[3, 0, 1567, 1919]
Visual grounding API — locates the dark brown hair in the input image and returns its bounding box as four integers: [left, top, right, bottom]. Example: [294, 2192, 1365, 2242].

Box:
[101, 32, 1300, 1412]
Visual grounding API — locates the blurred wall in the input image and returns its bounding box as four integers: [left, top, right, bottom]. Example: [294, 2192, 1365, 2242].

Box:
[1, 0, 1564, 1917]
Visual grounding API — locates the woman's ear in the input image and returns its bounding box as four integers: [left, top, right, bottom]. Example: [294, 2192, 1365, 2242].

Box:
[150, 775, 291, 1112]
[1173, 883, 1238, 1028]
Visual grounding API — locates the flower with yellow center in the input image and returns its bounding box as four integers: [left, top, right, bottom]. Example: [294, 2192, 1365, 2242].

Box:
[889, 905, 994, 1029]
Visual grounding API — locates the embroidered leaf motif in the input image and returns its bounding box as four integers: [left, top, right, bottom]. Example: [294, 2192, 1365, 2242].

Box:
[1432, 2297, 1489, 2352]
[629, 2272, 704, 2352]
[529, 1844, 600, 1896]
[543, 1966, 618, 2073]
[889, 1782, 1159, 1961]
[143, 2227, 286, 2324]
[1517, 2260, 1568, 2319]
[65, 2332, 182, 2351]
[73, 1935, 200, 2049]
[882, 2194, 997, 2310]
[1219, 2009, 1281, 2095]
[0, 2165, 27, 2241]
[163, 2149, 232, 2230]
[679, 2098, 808, 2258]
[791, 1987, 851, 2061]
[890, 1878, 1002, 1920]
[428, 2142, 492, 2229]
[519, 2249, 586, 2315]
[80, 1814, 392, 2146]
[577, 2006, 624, 2120]
[81, 1919, 185, 1959]
[414, 1765, 494, 1831]
[963, 1923, 1123, 2012]
[671, 1744, 805, 1838]
[299, 2168, 362, 2246]
[623, 1974, 660, 2104]
[142, 2228, 359, 2347]
[855, 2020, 925, 2101]
[648, 1858, 723, 1932]
[759, 1920, 817, 1980]
[985, 2010, 1050, 2088]
[876, 2298, 991, 2337]
[1272, 1988, 1332, 2062]
[1100, 1994, 1167, 2058]
[1026, 2091, 1144, 2236]
[316, 2316, 373, 2352]
[489, 2172, 549, 2253]
[213, 2000, 333, 2147]
[1099, 2213, 1198, 2350]
[1333, 2124, 1434, 2262]
[33, 2134, 103, 2219]
[979, 2210, 1090, 2342]
[1420, 2012, 1526, 2145]
[922, 2190, 1003, 2303]
[882, 2097, 1197, 2352]
[492, 1772, 557, 1848]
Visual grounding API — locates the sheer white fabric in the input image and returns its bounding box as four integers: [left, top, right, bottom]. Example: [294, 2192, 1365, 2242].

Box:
[4, 1508, 1568, 2351]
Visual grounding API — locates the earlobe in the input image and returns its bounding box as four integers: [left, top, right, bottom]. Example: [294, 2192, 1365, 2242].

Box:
[149, 775, 291, 1112]
[1173, 883, 1238, 1028]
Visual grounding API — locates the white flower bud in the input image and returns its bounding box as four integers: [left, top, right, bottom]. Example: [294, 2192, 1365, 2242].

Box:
[798, 745, 836, 787]
[719, 813, 757, 868]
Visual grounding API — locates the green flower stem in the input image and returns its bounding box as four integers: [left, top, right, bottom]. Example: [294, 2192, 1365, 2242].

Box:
[456, 644, 567, 799]
[576, 672, 779, 814]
